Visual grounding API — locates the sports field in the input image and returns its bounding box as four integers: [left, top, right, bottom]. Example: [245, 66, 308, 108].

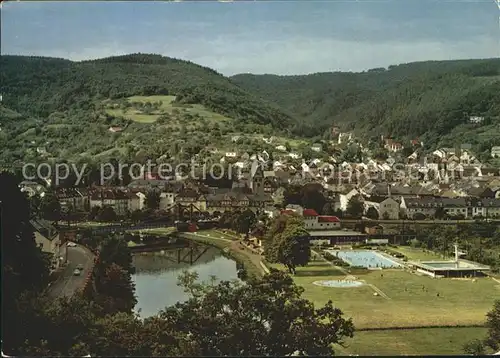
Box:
[291, 260, 498, 329]
[269, 247, 498, 355]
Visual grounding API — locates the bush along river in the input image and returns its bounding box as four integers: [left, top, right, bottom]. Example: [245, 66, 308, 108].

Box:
[128, 233, 244, 317]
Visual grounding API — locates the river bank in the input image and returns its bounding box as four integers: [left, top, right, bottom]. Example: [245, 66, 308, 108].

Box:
[178, 231, 267, 279]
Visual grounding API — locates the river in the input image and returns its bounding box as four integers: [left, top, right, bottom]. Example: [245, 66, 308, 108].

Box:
[131, 243, 240, 317]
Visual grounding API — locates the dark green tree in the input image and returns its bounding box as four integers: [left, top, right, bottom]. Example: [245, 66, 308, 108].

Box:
[346, 195, 364, 219]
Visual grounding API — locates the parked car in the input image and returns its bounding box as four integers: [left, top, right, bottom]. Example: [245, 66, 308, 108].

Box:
[73, 269, 81, 276]
[67, 242, 77, 247]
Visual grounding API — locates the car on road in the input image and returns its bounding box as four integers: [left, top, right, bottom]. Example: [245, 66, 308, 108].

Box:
[67, 242, 77, 247]
[73, 269, 81, 276]
[76, 264, 84, 271]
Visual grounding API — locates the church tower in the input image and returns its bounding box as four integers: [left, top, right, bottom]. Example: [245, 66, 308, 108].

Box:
[250, 161, 265, 195]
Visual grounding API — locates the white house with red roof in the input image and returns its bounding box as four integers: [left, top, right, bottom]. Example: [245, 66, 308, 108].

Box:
[302, 208, 341, 230]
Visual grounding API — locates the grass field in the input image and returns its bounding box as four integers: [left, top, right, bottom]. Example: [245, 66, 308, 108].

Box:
[392, 246, 449, 261]
[290, 260, 498, 329]
[335, 327, 489, 356]
[104, 95, 233, 123]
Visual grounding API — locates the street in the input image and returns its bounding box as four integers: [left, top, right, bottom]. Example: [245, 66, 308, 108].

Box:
[47, 244, 95, 298]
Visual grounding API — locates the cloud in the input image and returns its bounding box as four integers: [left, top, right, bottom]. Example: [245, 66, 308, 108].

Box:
[2, 0, 498, 75]
[35, 34, 499, 76]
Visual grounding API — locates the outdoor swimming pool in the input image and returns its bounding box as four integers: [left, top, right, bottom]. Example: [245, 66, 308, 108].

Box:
[327, 250, 401, 268]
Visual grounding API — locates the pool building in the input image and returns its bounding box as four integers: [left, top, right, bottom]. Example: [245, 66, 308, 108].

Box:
[408, 244, 490, 278]
[409, 260, 490, 278]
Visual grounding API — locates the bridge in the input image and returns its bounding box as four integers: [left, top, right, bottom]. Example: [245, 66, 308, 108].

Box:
[129, 236, 212, 265]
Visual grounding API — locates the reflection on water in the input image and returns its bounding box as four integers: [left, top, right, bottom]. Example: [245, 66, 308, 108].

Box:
[132, 245, 239, 317]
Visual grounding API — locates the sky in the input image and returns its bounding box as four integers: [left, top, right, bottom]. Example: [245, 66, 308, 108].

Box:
[1, 0, 499, 75]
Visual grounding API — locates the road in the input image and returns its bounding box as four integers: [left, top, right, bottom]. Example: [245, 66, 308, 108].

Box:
[47, 244, 95, 298]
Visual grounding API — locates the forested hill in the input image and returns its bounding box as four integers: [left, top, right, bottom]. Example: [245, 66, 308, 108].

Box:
[232, 58, 500, 146]
[0, 54, 294, 129]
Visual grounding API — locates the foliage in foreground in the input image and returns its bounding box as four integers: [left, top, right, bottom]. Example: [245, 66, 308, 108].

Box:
[13, 270, 355, 356]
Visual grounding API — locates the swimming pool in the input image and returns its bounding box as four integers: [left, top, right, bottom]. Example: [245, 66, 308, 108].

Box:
[326, 250, 401, 268]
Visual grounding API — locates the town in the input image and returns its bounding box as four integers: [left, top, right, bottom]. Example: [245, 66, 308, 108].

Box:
[2, 0, 500, 354]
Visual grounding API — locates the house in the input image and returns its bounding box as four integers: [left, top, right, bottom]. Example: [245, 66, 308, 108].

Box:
[175, 188, 207, 211]
[90, 189, 130, 215]
[19, 180, 46, 198]
[31, 219, 66, 271]
[491, 146, 500, 158]
[338, 189, 360, 212]
[283, 208, 341, 231]
[384, 139, 403, 152]
[55, 188, 88, 211]
[160, 192, 176, 210]
[400, 197, 500, 219]
[127, 179, 170, 190]
[469, 116, 484, 124]
[108, 126, 123, 133]
[275, 145, 287, 152]
[379, 197, 400, 220]
[204, 188, 273, 214]
[225, 152, 237, 158]
[311, 144, 323, 152]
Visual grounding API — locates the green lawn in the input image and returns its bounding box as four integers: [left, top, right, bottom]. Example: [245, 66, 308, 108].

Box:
[392, 246, 449, 261]
[105, 95, 233, 123]
[336, 327, 489, 356]
[273, 259, 498, 329]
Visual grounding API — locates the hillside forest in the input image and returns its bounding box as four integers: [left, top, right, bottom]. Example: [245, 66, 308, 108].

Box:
[1, 54, 499, 166]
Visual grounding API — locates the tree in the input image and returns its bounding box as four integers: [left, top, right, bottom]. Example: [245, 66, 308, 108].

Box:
[346, 196, 364, 219]
[366, 207, 379, 220]
[40, 192, 61, 222]
[162, 269, 355, 356]
[265, 214, 311, 274]
[144, 190, 161, 210]
[463, 339, 486, 356]
[94, 263, 137, 314]
[236, 209, 256, 235]
[435, 207, 447, 220]
[413, 212, 427, 221]
[0, 171, 50, 353]
[301, 186, 327, 215]
[485, 300, 500, 351]
[322, 202, 335, 215]
[97, 205, 117, 222]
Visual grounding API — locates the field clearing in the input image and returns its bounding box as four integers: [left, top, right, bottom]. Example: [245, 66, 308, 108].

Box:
[271, 259, 498, 329]
[392, 246, 448, 261]
[105, 95, 233, 123]
[336, 327, 489, 356]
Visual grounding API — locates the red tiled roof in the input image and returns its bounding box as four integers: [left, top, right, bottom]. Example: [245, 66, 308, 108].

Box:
[303, 209, 319, 217]
[318, 216, 340, 223]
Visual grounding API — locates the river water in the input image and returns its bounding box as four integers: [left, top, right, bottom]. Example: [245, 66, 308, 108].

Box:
[131, 244, 240, 317]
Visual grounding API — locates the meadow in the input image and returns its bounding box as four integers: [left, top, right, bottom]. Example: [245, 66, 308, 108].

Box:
[269, 245, 499, 355]
[104, 95, 232, 124]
